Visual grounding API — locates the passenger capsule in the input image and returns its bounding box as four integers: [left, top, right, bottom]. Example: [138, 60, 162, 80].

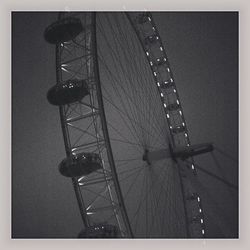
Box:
[160, 80, 174, 89]
[190, 215, 201, 223]
[59, 152, 102, 177]
[47, 79, 89, 106]
[78, 224, 119, 238]
[144, 34, 158, 45]
[186, 193, 198, 200]
[136, 13, 151, 24]
[154, 57, 167, 66]
[166, 102, 180, 111]
[172, 125, 185, 134]
[44, 17, 83, 44]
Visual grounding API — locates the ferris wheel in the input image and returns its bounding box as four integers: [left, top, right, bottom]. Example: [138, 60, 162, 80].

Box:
[44, 12, 232, 238]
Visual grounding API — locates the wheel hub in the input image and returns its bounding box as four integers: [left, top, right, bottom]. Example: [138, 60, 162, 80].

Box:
[142, 148, 171, 166]
[142, 149, 151, 165]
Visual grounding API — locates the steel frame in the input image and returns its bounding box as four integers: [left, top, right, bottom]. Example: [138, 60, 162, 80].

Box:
[126, 12, 206, 237]
[53, 11, 206, 238]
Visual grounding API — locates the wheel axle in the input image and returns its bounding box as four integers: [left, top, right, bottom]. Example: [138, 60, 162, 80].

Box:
[142, 143, 214, 165]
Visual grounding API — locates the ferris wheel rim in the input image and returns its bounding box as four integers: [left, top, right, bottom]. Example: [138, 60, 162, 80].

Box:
[52, 11, 204, 238]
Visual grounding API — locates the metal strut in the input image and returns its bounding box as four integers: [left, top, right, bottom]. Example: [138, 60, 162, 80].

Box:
[55, 12, 90, 229]
[90, 12, 134, 238]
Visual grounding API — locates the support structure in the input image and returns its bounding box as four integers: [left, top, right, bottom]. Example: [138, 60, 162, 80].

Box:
[44, 11, 215, 238]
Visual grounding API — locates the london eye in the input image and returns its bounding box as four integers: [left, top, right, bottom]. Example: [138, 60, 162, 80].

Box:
[42, 12, 238, 238]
